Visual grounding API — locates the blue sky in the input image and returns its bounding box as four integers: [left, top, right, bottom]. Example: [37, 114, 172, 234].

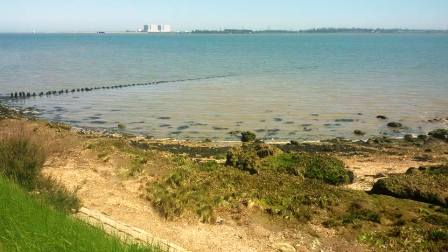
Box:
[0, 0, 447, 32]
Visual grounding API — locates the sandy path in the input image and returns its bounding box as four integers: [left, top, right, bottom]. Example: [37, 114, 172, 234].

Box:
[342, 155, 430, 191]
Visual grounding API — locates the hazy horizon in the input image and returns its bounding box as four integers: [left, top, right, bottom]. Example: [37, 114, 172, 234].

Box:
[1, 0, 447, 33]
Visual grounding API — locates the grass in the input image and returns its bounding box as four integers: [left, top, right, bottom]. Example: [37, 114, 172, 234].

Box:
[146, 158, 448, 250]
[0, 135, 46, 189]
[147, 159, 344, 222]
[35, 176, 81, 213]
[147, 143, 354, 223]
[0, 127, 158, 251]
[0, 176, 156, 252]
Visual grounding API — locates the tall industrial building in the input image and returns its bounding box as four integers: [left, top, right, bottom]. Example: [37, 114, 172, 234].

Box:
[143, 24, 172, 33]
[162, 25, 172, 32]
[149, 24, 159, 32]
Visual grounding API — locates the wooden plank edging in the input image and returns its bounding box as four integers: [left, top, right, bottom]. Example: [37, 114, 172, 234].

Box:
[75, 207, 189, 252]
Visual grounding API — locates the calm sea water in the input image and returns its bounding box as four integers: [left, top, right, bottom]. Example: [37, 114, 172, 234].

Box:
[1, 33, 447, 140]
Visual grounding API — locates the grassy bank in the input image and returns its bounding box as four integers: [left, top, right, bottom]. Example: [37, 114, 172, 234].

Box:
[0, 121, 158, 251]
[0, 176, 155, 252]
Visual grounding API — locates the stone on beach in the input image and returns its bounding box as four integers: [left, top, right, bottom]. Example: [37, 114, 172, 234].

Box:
[354, 130, 366, 136]
[387, 122, 402, 128]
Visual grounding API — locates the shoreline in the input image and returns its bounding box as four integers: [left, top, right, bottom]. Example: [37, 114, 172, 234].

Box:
[0, 102, 448, 145]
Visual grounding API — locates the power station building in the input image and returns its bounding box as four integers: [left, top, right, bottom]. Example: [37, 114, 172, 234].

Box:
[143, 24, 172, 33]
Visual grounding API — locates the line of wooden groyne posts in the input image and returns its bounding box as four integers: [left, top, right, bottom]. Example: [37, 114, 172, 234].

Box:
[5, 75, 230, 100]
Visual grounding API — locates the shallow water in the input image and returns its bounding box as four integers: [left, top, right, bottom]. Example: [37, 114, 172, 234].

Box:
[1, 33, 448, 140]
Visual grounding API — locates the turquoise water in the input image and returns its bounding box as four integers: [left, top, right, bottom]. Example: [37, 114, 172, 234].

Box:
[1, 33, 447, 140]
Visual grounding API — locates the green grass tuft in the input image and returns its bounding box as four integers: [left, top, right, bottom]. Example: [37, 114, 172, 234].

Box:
[0, 135, 46, 189]
[0, 135, 80, 213]
[35, 176, 81, 213]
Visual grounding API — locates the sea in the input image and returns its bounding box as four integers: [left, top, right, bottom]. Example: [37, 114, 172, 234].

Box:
[1, 33, 447, 140]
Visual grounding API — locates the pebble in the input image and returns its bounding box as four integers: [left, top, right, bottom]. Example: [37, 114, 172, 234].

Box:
[215, 216, 225, 225]
[272, 242, 296, 252]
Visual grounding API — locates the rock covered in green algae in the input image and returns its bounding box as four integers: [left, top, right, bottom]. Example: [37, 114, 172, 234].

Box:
[353, 129, 366, 136]
[371, 165, 448, 207]
[387, 122, 403, 128]
[226, 141, 353, 185]
[429, 129, 448, 141]
[226, 141, 281, 174]
[240, 131, 257, 142]
[261, 152, 353, 185]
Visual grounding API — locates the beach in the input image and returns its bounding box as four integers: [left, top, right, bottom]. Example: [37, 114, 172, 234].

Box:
[1, 105, 447, 251]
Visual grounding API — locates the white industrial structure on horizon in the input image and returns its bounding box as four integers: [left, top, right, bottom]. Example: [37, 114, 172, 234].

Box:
[141, 24, 172, 33]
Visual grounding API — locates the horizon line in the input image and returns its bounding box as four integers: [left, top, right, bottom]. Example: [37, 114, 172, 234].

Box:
[1, 27, 448, 34]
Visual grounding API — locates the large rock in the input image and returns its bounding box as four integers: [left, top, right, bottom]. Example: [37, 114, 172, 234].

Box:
[371, 165, 448, 207]
[387, 122, 402, 128]
[226, 142, 281, 175]
[240, 131, 256, 142]
[353, 129, 366, 136]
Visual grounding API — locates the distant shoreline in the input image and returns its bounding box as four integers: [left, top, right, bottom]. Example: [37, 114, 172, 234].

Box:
[1, 28, 447, 35]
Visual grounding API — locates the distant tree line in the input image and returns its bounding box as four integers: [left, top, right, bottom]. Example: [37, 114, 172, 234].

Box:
[191, 28, 447, 34]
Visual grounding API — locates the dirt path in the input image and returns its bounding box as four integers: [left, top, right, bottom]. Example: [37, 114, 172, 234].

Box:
[342, 155, 430, 191]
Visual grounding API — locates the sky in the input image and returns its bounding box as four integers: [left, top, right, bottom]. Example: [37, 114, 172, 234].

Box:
[0, 0, 447, 32]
